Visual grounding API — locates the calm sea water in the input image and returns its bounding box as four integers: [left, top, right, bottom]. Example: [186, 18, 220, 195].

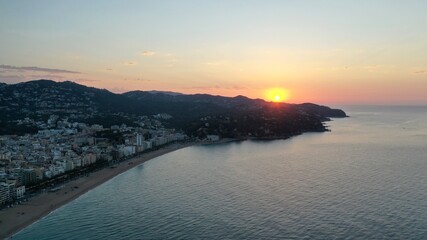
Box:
[14, 106, 427, 239]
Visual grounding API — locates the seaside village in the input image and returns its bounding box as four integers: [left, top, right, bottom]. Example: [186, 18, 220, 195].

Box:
[0, 114, 188, 207]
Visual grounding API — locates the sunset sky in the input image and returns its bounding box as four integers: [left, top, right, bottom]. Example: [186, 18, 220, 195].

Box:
[1, 0, 426, 105]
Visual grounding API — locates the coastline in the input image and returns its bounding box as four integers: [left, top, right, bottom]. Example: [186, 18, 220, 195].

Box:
[0, 142, 195, 239]
[1, 134, 330, 239]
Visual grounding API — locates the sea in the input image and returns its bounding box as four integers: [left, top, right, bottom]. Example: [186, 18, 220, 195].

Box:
[13, 106, 427, 239]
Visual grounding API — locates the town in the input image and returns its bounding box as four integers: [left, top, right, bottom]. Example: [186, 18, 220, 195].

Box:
[0, 114, 188, 207]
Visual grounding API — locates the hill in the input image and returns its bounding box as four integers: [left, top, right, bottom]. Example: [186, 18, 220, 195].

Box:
[0, 80, 347, 137]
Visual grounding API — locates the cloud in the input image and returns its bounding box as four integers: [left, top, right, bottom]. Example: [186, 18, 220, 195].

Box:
[136, 77, 150, 82]
[29, 74, 69, 80]
[0, 73, 96, 84]
[0, 74, 27, 83]
[0, 65, 88, 84]
[141, 51, 156, 56]
[185, 85, 220, 90]
[123, 61, 138, 66]
[105, 68, 113, 71]
[414, 70, 427, 74]
[0, 64, 81, 74]
[121, 77, 151, 82]
[185, 85, 247, 91]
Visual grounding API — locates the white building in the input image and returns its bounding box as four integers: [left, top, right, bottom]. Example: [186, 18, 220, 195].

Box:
[153, 137, 167, 147]
[207, 135, 220, 141]
[65, 160, 75, 172]
[0, 182, 15, 205]
[143, 141, 152, 150]
[0, 182, 9, 205]
[0, 153, 10, 161]
[73, 157, 82, 167]
[82, 153, 97, 166]
[48, 164, 65, 177]
[16, 185, 25, 199]
[44, 170, 53, 179]
[51, 149, 62, 161]
[91, 124, 104, 130]
[136, 133, 144, 146]
[120, 145, 136, 157]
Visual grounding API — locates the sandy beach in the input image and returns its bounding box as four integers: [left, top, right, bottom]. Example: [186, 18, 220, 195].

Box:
[0, 142, 194, 239]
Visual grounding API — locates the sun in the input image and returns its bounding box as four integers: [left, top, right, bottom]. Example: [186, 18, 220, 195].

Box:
[265, 88, 290, 103]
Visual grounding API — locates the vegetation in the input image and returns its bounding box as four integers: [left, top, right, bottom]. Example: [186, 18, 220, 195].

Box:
[0, 80, 347, 138]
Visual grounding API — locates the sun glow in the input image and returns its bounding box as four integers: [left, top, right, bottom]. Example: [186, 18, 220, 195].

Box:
[265, 88, 290, 102]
